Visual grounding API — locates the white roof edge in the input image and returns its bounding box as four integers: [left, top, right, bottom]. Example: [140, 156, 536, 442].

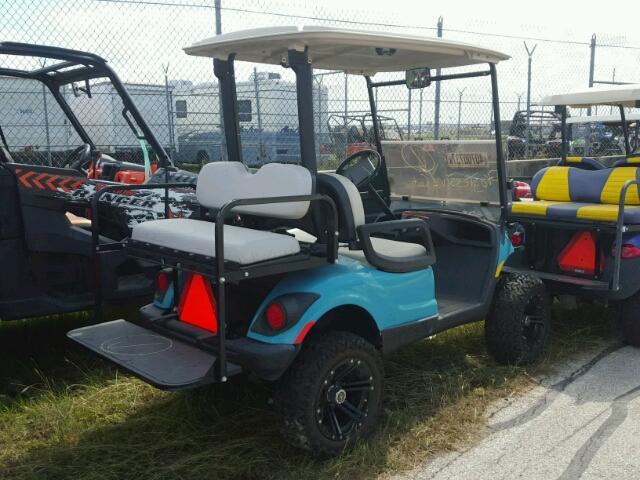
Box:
[539, 84, 640, 108]
[183, 25, 509, 73]
[566, 113, 640, 124]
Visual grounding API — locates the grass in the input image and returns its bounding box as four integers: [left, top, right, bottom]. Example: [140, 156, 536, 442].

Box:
[0, 305, 615, 480]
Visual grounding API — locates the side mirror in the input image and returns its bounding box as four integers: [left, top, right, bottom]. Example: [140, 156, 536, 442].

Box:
[405, 67, 431, 89]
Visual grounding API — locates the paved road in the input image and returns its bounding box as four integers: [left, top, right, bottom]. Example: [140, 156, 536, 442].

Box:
[394, 343, 640, 480]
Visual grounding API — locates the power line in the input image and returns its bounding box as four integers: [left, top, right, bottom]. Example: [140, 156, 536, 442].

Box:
[91, 0, 640, 51]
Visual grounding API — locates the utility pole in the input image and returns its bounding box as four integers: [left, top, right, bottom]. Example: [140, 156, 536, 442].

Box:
[588, 34, 596, 116]
[456, 87, 466, 140]
[433, 16, 443, 140]
[516, 92, 524, 111]
[214, 0, 226, 160]
[524, 42, 537, 159]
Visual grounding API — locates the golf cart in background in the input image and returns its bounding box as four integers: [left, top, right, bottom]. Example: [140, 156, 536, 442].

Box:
[0, 42, 197, 321]
[69, 26, 549, 456]
[327, 113, 403, 158]
[507, 109, 561, 159]
[560, 113, 640, 159]
[508, 84, 640, 345]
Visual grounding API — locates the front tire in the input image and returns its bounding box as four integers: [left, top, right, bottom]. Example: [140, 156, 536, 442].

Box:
[274, 331, 383, 458]
[486, 273, 550, 365]
[619, 292, 640, 346]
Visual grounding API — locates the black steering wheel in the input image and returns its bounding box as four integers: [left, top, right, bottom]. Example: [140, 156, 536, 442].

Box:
[335, 148, 395, 219]
[335, 149, 382, 190]
[62, 144, 92, 173]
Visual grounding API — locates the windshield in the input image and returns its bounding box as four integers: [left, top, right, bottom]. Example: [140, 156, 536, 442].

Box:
[65, 78, 172, 166]
[384, 139, 500, 221]
[0, 76, 82, 166]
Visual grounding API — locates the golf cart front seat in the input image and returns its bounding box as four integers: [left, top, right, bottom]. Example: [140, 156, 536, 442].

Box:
[317, 172, 435, 273]
[131, 162, 312, 265]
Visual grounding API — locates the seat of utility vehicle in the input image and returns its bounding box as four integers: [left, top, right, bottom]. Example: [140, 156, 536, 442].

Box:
[131, 162, 312, 265]
[316, 173, 429, 269]
[510, 166, 640, 223]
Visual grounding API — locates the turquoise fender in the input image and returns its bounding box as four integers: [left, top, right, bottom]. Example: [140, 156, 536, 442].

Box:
[247, 255, 438, 345]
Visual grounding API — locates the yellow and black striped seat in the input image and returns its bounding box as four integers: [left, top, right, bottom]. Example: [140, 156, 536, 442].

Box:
[510, 166, 640, 223]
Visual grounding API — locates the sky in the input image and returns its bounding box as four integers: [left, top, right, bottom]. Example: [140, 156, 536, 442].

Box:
[2, 0, 640, 125]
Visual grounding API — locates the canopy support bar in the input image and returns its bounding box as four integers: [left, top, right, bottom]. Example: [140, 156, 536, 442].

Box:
[214, 55, 243, 164]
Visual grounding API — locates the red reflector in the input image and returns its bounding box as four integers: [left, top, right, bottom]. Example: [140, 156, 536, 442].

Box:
[265, 303, 286, 330]
[177, 274, 218, 333]
[616, 244, 640, 259]
[558, 231, 604, 276]
[156, 271, 170, 295]
[510, 231, 523, 247]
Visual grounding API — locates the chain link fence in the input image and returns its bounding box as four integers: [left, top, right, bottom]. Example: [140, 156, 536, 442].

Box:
[1, 0, 640, 169]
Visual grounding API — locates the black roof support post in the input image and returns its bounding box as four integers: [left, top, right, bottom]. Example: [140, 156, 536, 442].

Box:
[556, 105, 568, 162]
[364, 76, 391, 201]
[620, 105, 631, 156]
[214, 55, 242, 163]
[490, 63, 508, 224]
[287, 49, 317, 173]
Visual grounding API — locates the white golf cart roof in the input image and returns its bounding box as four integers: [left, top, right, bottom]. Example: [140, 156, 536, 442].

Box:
[184, 26, 509, 74]
[567, 113, 640, 124]
[539, 84, 640, 108]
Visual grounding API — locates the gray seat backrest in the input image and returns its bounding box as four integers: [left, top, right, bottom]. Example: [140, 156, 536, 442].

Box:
[196, 161, 313, 219]
[317, 172, 365, 243]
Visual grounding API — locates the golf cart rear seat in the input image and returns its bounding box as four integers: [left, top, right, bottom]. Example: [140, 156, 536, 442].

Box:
[130, 161, 317, 267]
[317, 172, 435, 272]
[510, 165, 640, 223]
[558, 156, 605, 170]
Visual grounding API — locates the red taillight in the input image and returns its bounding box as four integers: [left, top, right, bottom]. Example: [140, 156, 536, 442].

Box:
[156, 271, 170, 295]
[265, 303, 286, 330]
[614, 244, 640, 259]
[510, 231, 523, 247]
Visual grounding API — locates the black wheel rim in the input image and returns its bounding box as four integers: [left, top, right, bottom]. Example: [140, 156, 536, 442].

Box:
[522, 296, 546, 349]
[314, 357, 374, 442]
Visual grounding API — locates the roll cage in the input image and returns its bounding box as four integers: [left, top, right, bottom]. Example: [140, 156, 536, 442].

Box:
[0, 42, 172, 170]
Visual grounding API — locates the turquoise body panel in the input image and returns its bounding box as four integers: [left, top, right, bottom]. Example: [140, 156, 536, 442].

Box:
[153, 230, 515, 347]
[247, 255, 437, 345]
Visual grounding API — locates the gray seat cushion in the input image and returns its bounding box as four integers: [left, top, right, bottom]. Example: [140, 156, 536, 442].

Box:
[339, 237, 426, 265]
[132, 218, 301, 265]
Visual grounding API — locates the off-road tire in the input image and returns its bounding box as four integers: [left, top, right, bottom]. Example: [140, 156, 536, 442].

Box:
[619, 291, 640, 347]
[486, 273, 550, 365]
[274, 331, 383, 458]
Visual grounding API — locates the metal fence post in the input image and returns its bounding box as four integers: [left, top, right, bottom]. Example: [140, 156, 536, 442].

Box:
[407, 88, 412, 138]
[418, 88, 423, 136]
[162, 63, 176, 157]
[39, 59, 51, 165]
[433, 16, 443, 140]
[252, 67, 264, 161]
[456, 87, 466, 139]
[524, 41, 537, 159]
[587, 34, 596, 116]
[215, 0, 226, 161]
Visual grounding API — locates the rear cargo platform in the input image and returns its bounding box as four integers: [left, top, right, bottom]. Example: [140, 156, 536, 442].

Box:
[68, 319, 241, 390]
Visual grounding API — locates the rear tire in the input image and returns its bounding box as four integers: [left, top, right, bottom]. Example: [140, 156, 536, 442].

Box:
[274, 331, 383, 458]
[486, 273, 550, 365]
[619, 292, 640, 347]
